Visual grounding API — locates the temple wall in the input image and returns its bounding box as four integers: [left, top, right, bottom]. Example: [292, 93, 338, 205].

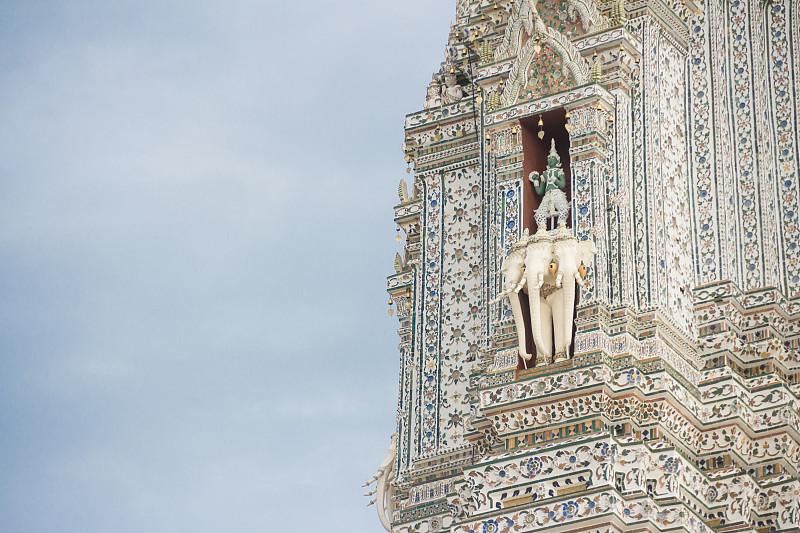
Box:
[393, 104, 487, 480]
[691, 0, 800, 298]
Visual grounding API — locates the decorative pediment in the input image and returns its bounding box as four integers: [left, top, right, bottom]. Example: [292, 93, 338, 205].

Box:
[500, 17, 590, 107]
[518, 46, 574, 101]
[497, 0, 609, 61]
[492, 0, 604, 107]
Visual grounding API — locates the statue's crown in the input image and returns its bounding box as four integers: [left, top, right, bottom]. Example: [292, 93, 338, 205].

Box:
[548, 138, 560, 161]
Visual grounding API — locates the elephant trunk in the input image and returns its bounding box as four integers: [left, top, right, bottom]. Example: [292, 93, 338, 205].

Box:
[559, 278, 576, 360]
[529, 287, 542, 351]
[527, 284, 550, 366]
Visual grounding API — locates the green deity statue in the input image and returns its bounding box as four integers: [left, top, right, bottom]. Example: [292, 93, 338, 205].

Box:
[529, 138, 571, 232]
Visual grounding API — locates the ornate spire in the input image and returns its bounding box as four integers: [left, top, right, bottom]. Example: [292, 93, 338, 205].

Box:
[480, 39, 494, 64]
[612, 0, 627, 25]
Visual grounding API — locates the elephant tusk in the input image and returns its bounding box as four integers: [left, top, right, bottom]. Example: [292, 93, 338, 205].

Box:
[574, 272, 585, 287]
[537, 273, 544, 288]
[490, 292, 506, 305]
[556, 272, 563, 288]
[514, 277, 526, 293]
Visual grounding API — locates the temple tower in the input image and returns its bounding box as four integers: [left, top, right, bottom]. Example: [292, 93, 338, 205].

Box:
[365, 1, 800, 532]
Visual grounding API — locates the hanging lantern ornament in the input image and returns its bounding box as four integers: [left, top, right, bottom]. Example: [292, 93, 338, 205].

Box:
[533, 35, 542, 54]
[538, 114, 545, 140]
[405, 300, 412, 310]
[396, 225, 402, 243]
[565, 110, 572, 133]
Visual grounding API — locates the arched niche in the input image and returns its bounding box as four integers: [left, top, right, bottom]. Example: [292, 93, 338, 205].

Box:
[520, 107, 573, 234]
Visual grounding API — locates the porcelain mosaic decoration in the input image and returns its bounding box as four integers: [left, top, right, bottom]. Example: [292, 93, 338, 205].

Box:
[367, 1, 800, 532]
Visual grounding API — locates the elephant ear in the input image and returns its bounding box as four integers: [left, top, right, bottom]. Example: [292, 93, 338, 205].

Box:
[580, 240, 597, 259]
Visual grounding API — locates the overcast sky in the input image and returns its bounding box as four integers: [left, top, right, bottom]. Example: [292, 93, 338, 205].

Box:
[0, 2, 455, 531]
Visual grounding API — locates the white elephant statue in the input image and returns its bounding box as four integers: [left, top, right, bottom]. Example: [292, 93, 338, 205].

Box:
[522, 230, 555, 367]
[491, 230, 532, 364]
[495, 226, 596, 367]
[550, 229, 596, 362]
[363, 433, 397, 532]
